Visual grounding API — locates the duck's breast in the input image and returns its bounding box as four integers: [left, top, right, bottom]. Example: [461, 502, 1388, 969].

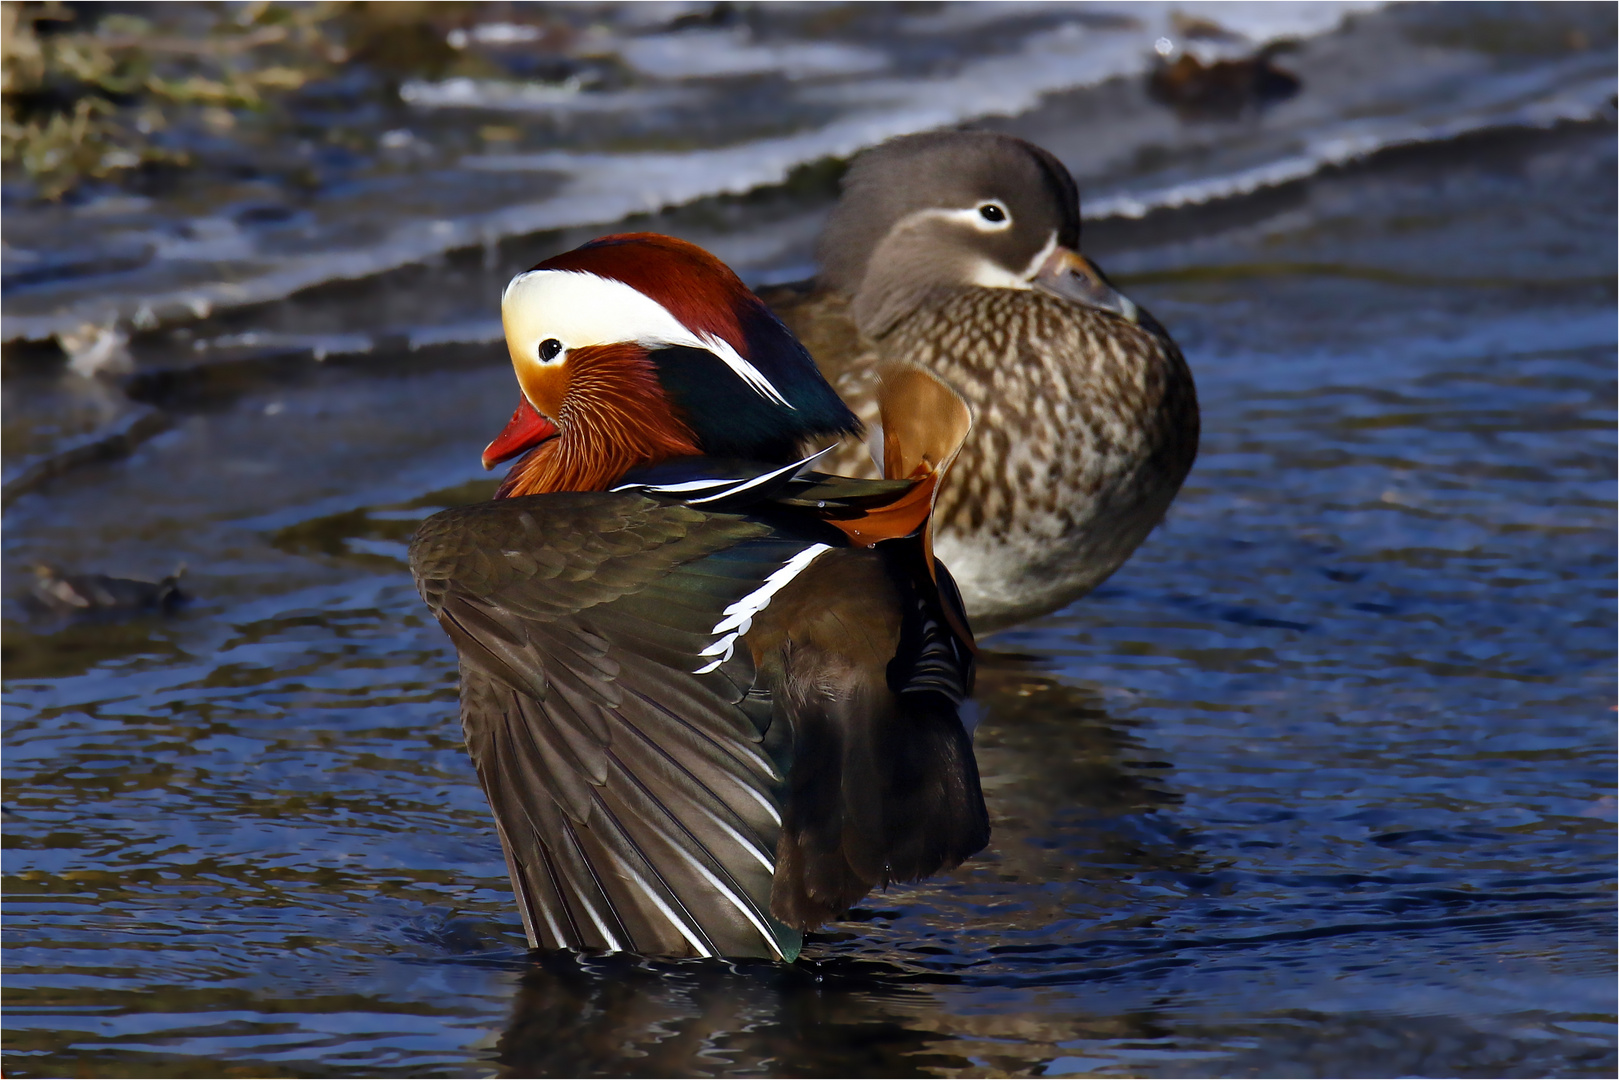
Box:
[885, 289, 1199, 625]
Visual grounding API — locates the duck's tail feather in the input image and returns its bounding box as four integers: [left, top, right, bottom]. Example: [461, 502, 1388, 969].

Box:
[769, 681, 989, 930]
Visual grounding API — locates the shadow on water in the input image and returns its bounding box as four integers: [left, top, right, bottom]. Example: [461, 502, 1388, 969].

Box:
[268, 479, 502, 570]
[969, 653, 1193, 889]
[0, 613, 189, 682]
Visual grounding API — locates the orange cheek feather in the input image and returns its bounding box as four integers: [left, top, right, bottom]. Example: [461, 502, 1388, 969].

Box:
[515, 360, 569, 420]
[495, 343, 702, 498]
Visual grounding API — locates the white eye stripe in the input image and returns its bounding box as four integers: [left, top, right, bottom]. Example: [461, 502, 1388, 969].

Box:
[502, 269, 793, 408]
[895, 202, 1013, 237]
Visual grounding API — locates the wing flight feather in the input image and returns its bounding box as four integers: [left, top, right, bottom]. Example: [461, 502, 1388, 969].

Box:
[411, 493, 811, 958]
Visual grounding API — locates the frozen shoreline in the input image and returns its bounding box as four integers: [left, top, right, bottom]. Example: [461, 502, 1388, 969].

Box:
[1, 3, 1612, 352]
[5, 1, 1391, 344]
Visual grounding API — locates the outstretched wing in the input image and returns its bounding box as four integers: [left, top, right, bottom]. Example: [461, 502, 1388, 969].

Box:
[410, 492, 822, 959]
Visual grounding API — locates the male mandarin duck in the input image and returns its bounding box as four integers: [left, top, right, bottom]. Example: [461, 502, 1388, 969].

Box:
[763, 131, 1200, 630]
[409, 233, 989, 960]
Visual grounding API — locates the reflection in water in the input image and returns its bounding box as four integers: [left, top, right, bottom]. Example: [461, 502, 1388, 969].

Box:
[950, 659, 1203, 935]
[495, 662, 1191, 1078]
[498, 953, 964, 1078]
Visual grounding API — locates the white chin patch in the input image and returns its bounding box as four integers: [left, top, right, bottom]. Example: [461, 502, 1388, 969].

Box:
[966, 259, 1037, 291]
[502, 269, 791, 407]
[964, 231, 1059, 291]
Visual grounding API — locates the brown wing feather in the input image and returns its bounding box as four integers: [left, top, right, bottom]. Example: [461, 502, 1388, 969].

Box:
[412, 493, 804, 958]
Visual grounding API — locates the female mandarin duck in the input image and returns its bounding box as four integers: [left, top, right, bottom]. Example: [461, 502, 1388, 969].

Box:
[409, 233, 988, 960]
[764, 131, 1200, 630]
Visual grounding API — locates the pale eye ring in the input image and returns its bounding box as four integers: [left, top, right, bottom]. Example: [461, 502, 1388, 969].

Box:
[538, 338, 563, 362]
[978, 202, 1008, 224]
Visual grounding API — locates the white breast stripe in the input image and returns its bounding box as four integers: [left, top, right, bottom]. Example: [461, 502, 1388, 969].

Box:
[504, 269, 794, 409]
[613, 445, 837, 505]
[688, 445, 836, 505]
[693, 543, 833, 674]
[610, 477, 741, 495]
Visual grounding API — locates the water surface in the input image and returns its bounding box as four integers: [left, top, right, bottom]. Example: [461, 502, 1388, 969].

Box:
[3, 6, 1615, 1078]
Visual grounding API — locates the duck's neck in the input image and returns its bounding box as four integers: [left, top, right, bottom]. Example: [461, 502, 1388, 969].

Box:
[497, 346, 702, 498]
[850, 242, 980, 339]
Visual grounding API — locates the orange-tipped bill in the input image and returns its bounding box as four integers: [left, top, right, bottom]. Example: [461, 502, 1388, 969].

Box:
[1034, 247, 1139, 324]
[482, 400, 560, 470]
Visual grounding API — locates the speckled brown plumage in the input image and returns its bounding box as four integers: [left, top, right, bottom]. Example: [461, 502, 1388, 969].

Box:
[773, 285, 1198, 630]
[764, 130, 1200, 630]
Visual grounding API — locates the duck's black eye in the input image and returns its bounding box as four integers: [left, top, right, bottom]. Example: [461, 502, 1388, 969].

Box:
[979, 203, 1007, 223]
[538, 338, 563, 361]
